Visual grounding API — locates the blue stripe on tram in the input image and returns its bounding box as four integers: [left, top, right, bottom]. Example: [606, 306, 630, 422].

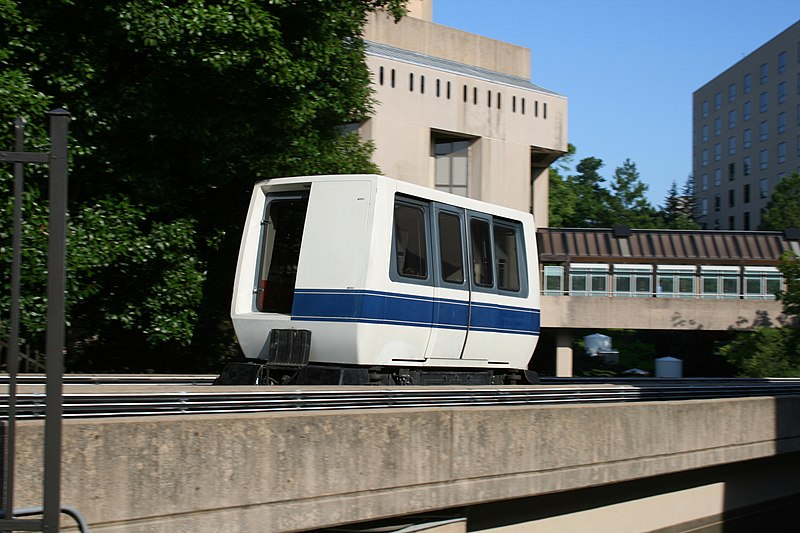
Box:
[291, 289, 540, 335]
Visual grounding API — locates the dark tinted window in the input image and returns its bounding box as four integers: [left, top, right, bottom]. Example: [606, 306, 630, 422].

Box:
[394, 204, 428, 279]
[470, 218, 493, 287]
[493, 223, 521, 291]
[438, 212, 464, 284]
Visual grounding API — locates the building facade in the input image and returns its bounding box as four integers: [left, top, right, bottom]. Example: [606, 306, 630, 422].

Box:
[693, 20, 800, 230]
[361, 2, 567, 225]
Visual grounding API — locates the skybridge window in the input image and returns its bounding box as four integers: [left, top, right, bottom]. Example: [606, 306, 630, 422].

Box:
[614, 264, 652, 298]
[569, 264, 608, 296]
[744, 266, 781, 300]
[543, 265, 564, 296]
[701, 266, 740, 299]
[656, 265, 696, 298]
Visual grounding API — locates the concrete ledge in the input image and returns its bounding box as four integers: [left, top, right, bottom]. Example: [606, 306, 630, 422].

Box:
[5, 396, 800, 532]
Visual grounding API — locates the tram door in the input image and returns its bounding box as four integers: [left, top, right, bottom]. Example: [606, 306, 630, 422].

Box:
[424, 205, 470, 359]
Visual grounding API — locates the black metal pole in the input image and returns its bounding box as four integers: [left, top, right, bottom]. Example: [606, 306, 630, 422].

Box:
[42, 109, 70, 533]
[2, 117, 25, 529]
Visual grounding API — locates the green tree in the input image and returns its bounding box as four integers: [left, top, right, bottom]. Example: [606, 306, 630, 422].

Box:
[548, 144, 578, 227]
[776, 250, 800, 317]
[720, 251, 800, 377]
[548, 150, 664, 229]
[660, 177, 700, 229]
[607, 159, 660, 228]
[564, 156, 613, 227]
[1, 0, 408, 371]
[0, 170, 205, 370]
[759, 172, 800, 230]
[719, 327, 800, 378]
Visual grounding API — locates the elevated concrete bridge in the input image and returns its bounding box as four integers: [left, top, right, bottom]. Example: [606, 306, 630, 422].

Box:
[6, 393, 800, 532]
[536, 227, 799, 376]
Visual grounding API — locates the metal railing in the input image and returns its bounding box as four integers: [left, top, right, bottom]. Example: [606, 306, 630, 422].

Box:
[542, 290, 781, 300]
[0, 336, 44, 374]
[3, 378, 800, 419]
[1, 111, 76, 532]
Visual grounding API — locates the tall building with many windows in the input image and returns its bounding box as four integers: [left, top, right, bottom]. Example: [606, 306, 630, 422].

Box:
[360, 1, 567, 226]
[693, 20, 800, 230]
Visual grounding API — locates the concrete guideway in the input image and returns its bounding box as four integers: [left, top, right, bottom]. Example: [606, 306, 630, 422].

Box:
[5, 396, 800, 532]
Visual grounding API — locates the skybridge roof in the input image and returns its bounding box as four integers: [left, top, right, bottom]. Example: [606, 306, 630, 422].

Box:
[537, 227, 800, 266]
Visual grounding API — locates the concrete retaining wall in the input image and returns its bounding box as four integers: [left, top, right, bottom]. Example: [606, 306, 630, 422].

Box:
[6, 395, 800, 532]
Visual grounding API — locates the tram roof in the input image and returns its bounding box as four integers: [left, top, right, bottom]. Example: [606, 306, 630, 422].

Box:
[537, 227, 800, 266]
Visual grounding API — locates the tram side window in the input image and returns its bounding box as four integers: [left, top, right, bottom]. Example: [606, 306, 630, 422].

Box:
[470, 218, 494, 287]
[257, 196, 309, 314]
[438, 212, 464, 284]
[394, 203, 428, 279]
[494, 223, 521, 292]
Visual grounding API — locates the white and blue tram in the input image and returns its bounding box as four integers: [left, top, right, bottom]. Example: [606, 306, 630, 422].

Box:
[222, 174, 540, 385]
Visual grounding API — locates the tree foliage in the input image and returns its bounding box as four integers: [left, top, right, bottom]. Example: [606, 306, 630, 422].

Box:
[660, 177, 700, 229]
[547, 143, 578, 227]
[719, 327, 800, 378]
[720, 251, 800, 377]
[759, 172, 800, 230]
[607, 159, 661, 228]
[1, 0, 407, 371]
[776, 251, 800, 318]
[548, 147, 693, 229]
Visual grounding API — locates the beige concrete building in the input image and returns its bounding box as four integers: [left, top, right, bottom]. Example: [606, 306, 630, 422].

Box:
[693, 19, 800, 230]
[361, 1, 568, 225]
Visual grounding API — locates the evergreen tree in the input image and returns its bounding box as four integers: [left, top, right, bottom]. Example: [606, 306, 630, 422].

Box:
[547, 149, 666, 229]
[660, 177, 700, 229]
[607, 159, 660, 228]
[566, 156, 612, 227]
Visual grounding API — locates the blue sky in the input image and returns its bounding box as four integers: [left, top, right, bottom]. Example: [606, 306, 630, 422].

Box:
[433, 0, 800, 206]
